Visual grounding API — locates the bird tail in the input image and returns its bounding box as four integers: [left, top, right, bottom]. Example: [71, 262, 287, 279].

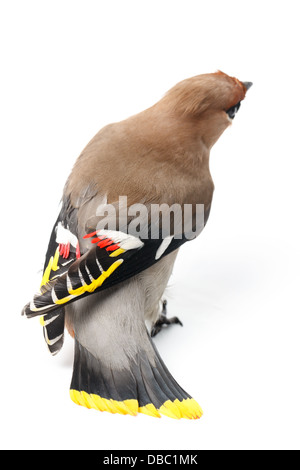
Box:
[69, 333, 203, 420]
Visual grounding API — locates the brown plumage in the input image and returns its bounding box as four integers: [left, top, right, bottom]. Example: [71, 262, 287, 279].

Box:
[23, 71, 252, 419]
[65, 71, 248, 209]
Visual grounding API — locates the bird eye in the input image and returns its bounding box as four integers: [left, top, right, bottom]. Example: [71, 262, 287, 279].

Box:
[226, 101, 241, 119]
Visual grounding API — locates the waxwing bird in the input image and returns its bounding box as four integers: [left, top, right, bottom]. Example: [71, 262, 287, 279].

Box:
[22, 71, 252, 419]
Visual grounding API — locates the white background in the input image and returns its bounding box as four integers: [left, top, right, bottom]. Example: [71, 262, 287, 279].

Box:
[1, 0, 300, 450]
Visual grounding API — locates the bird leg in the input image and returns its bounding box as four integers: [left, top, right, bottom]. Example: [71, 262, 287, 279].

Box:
[151, 300, 183, 337]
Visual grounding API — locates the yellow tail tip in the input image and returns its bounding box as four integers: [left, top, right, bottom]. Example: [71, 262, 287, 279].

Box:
[69, 390, 203, 420]
[139, 403, 161, 418]
[70, 390, 138, 416]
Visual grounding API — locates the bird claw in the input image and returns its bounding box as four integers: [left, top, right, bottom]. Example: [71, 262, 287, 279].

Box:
[151, 300, 183, 337]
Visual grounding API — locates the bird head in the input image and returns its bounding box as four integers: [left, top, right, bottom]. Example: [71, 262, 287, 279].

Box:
[162, 71, 252, 148]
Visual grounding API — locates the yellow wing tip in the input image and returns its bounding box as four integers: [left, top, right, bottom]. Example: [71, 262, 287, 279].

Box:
[109, 248, 125, 257]
[70, 390, 203, 420]
[40, 247, 60, 287]
[56, 259, 124, 306]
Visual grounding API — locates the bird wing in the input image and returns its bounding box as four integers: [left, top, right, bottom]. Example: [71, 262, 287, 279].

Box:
[28, 198, 81, 353]
[22, 199, 187, 318]
[40, 218, 81, 289]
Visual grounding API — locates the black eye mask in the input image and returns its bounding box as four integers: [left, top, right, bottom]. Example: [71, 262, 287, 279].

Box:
[226, 101, 241, 119]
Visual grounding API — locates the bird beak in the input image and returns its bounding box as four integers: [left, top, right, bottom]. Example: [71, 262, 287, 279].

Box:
[242, 81, 253, 91]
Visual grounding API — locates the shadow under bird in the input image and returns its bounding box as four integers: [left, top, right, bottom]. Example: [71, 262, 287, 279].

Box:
[22, 71, 252, 419]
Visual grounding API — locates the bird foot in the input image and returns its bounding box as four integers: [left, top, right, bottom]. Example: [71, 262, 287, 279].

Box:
[151, 300, 183, 337]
